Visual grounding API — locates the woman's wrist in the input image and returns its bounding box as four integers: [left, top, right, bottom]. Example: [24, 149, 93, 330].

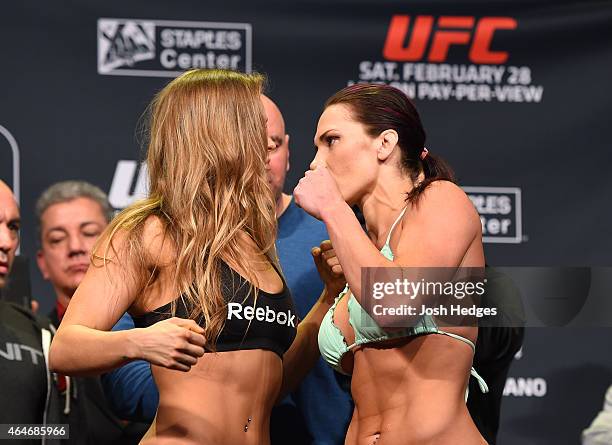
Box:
[121, 328, 144, 361]
[320, 199, 350, 224]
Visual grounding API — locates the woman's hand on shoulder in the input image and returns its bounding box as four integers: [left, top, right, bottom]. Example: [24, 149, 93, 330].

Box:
[312, 240, 346, 302]
[131, 317, 206, 372]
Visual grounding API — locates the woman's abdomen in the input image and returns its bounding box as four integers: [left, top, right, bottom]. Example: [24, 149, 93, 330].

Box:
[349, 332, 481, 444]
[153, 349, 283, 445]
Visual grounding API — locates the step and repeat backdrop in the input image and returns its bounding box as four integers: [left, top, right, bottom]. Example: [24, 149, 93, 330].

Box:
[1, 1, 611, 443]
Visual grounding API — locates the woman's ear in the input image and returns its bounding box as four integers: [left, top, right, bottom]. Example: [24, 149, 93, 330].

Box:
[376, 130, 399, 161]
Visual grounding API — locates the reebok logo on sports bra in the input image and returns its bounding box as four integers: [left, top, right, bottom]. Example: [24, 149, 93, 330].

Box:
[227, 302, 297, 328]
[133, 259, 298, 358]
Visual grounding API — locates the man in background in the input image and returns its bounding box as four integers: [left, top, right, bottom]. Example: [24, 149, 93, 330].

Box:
[0, 180, 60, 440]
[35, 181, 112, 326]
[0, 180, 19, 291]
[35, 180, 146, 444]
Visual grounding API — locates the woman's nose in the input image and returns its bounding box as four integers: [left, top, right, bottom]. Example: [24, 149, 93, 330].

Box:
[309, 153, 325, 171]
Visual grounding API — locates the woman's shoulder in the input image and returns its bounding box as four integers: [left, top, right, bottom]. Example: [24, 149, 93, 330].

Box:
[93, 214, 174, 269]
[408, 180, 480, 232]
[140, 215, 175, 266]
[422, 179, 467, 199]
[418, 180, 475, 213]
[140, 214, 166, 242]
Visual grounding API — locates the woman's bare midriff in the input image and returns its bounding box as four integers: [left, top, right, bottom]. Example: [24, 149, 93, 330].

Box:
[343, 333, 487, 445]
[153, 348, 283, 445]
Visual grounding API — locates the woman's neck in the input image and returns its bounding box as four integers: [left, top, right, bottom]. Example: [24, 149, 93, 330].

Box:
[359, 174, 416, 248]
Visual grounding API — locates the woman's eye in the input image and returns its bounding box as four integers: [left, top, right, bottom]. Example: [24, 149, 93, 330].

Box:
[326, 136, 338, 146]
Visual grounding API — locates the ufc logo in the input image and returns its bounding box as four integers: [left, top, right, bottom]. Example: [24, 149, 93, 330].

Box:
[383, 16, 517, 64]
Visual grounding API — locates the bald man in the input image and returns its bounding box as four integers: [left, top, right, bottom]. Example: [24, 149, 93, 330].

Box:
[261, 95, 292, 217]
[0, 180, 19, 289]
[0, 180, 61, 430]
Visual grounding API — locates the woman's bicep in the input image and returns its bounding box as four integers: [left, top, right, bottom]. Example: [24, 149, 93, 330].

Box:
[61, 261, 138, 331]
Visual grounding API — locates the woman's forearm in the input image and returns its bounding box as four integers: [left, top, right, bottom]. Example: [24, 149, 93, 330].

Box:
[49, 325, 142, 376]
[320, 202, 391, 301]
[277, 290, 333, 401]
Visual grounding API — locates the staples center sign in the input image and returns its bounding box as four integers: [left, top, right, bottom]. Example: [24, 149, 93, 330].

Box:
[464, 186, 523, 244]
[97, 18, 252, 77]
[349, 15, 544, 103]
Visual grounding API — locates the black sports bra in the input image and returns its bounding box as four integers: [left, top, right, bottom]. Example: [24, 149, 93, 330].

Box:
[132, 260, 298, 358]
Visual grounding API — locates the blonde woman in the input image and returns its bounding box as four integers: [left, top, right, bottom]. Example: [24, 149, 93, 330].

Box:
[49, 69, 343, 444]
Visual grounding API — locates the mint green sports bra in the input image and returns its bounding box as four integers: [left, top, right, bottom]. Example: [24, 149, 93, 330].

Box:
[317, 207, 488, 398]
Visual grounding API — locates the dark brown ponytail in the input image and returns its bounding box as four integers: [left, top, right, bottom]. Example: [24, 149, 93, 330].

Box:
[405, 152, 456, 202]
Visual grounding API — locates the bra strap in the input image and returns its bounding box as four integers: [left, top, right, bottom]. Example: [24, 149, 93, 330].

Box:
[437, 330, 476, 352]
[384, 206, 408, 247]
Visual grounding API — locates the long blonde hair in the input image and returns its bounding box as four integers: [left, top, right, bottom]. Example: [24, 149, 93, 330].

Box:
[96, 69, 278, 348]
